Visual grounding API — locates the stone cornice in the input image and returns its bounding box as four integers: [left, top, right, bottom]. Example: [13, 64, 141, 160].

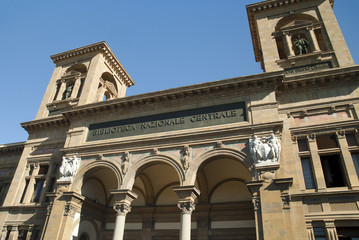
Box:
[50, 41, 134, 87]
[279, 65, 359, 91]
[61, 71, 283, 119]
[290, 119, 359, 136]
[0, 142, 25, 153]
[21, 115, 69, 132]
[61, 121, 283, 155]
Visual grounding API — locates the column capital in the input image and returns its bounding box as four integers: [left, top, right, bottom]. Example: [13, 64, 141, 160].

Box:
[178, 201, 196, 214]
[113, 202, 132, 216]
[111, 189, 138, 216]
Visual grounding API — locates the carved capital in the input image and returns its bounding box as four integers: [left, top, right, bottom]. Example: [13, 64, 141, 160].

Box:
[307, 133, 316, 142]
[281, 194, 291, 209]
[215, 141, 224, 148]
[178, 201, 196, 214]
[151, 148, 159, 155]
[64, 204, 77, 217]
[113, 203, 131, 216]
[252, 197, 260, 211]
[336, 129, 345, 139]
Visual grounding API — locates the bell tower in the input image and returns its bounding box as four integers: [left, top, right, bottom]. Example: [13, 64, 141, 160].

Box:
[247, 0, 354, 73]
[36, 42, 134, 119]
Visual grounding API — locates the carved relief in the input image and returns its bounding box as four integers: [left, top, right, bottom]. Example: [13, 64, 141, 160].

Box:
[181, 146, 191, 171]
[64, 204, 77, 217]
[178, 201, 196, 214]
[121, 152, 130, 175]
[59, 155, 81, 180]
[113, 203, 132, 216]
[249, 134, 281, 165]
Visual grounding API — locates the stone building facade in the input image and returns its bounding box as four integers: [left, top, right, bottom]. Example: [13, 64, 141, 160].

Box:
[1, 0, 359, 239]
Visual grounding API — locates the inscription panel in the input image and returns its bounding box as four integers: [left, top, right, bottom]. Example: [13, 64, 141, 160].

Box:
[87, 102, 246, 141]
[285, 62, 332, 75]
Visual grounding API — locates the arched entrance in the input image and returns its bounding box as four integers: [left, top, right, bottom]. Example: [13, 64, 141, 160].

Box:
[194, 155, 256, 240]
[74, 165, 120, 240]
[125, 161, 181, 240]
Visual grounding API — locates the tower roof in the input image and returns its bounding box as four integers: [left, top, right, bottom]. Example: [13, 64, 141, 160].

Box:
[50, 41, 134, 87]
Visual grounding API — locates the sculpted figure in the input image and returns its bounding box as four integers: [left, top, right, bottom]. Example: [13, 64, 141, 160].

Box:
[59, 155, 81, 180]
[293, 35, 310, 55]
[249, 134, 281, 165]
[181, 146, 190, 171]
[122, 152, 129, 174]
[62, 83, 74, 99]
[267, 133, 281, 162]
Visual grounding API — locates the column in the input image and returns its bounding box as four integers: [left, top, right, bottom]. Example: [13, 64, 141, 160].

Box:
[283, 32, 295, 57]
[246, 180, 264, 240]
[324, 220, 338, 240]
[336, 130, 359, 189]
[0, 226, 8, 240]
[173, 186, 200, 240]
[56, 80, 66, 101]
[26, 225, 34, 240]
[70, 77, 82, 99]
[307, 134, 327, 191]
[113, 203, 131, 240]
[111, 190, 137, 240]
[23, 164, 39, 203]
[306, 221, 315, 240]
[307, 27, 320, 52]
[8, 226, 18, 240]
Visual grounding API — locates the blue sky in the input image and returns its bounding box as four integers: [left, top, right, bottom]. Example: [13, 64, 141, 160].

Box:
[1, 0, 359, 144]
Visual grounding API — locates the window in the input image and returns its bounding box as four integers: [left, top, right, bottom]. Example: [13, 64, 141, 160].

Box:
[301, 158, 316, 189]
[346, 133, 358, 147]
[298, 138, 309, 152]
[320, 154, 346, 188]
[316, 134, 338, 149]
[38, 165, 49, 175]
[20, 180, 29, 203]
[313, 227, 327, 240]
[32, 180, 44, 203]
[351, 153, 359, 178]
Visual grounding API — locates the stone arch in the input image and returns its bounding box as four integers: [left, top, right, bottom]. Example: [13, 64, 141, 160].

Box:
[72, 217, 99, 240]
[122, 153, 185, 189]
[97, 72, 118, 99]
[66, 63, 88, 74]
[275, 13, 319, 31]
[184, 147, 253, 185]
[71, 160, 122, 193]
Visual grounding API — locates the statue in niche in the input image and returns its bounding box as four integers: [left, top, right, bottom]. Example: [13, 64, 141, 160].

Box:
[181, 146, 190, 171]
[62, 82, 74, 99]
[122, 152, 129, 174]
[293, 35, 310, 55]
[249, 134, 281, 165]
[59, 155, 81, 180]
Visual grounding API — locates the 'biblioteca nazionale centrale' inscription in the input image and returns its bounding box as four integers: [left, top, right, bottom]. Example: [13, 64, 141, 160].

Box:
[87, 102, 246, 141]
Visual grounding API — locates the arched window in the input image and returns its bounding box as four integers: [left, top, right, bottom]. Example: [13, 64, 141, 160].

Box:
[274, 14, 326, 58]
